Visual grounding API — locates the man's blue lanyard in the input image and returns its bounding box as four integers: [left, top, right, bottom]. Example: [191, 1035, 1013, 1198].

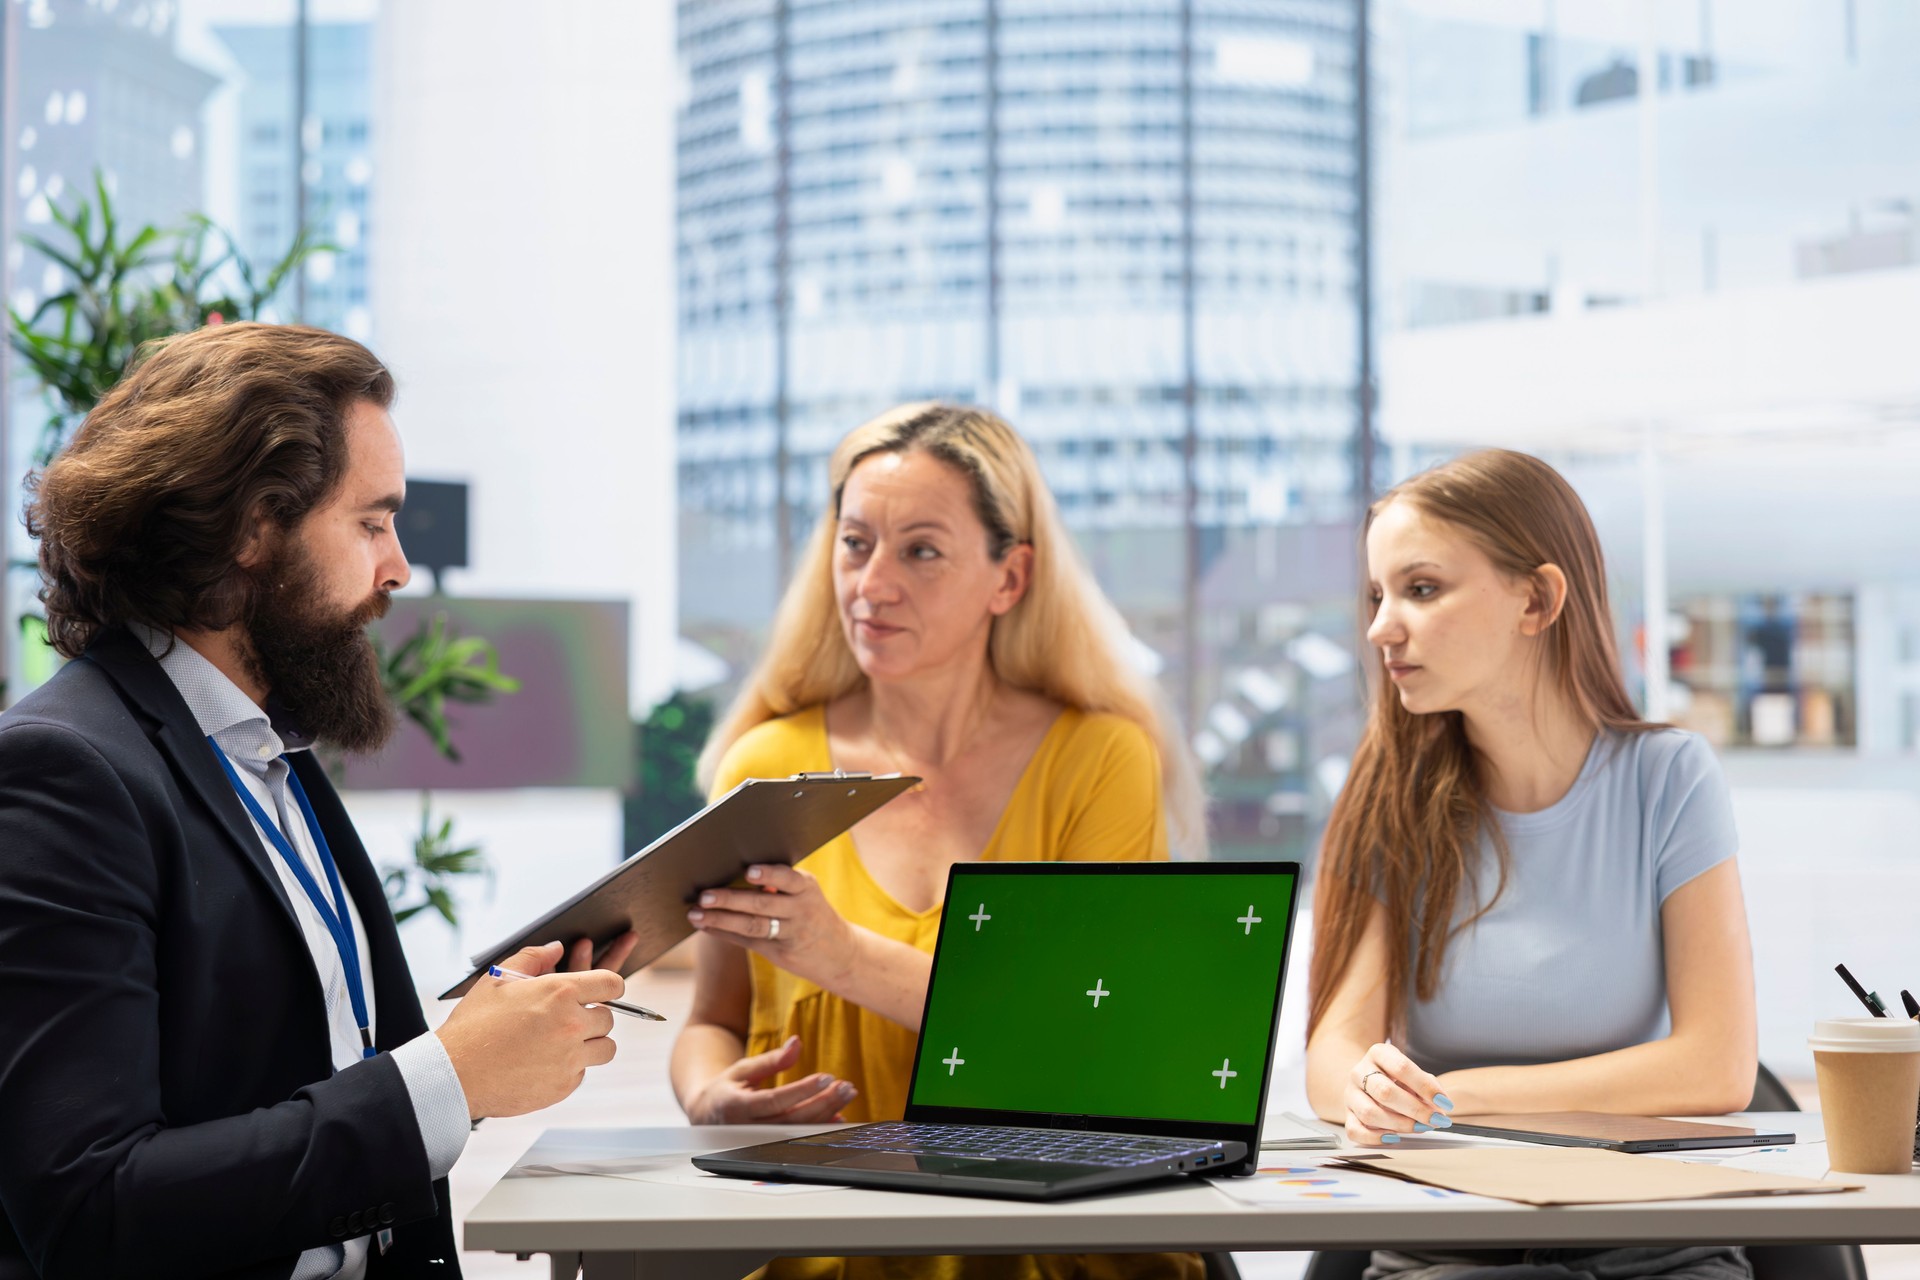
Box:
[209, 737, 376, 1059]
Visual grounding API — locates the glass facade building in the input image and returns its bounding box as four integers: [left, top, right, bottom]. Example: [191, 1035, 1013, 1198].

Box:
[213, 21, 375, 342]
[678, 0, 1368, 858]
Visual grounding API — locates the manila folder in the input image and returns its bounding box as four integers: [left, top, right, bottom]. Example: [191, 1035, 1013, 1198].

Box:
[1330, 1147, 1862, 1207]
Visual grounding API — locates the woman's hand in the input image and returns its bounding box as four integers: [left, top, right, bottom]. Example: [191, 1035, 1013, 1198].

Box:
[683, 1034, 859, 1125]
[688, 864, 855, 987]
[1344, 1042, 1454, 1146]
[561, 930, 639, 976]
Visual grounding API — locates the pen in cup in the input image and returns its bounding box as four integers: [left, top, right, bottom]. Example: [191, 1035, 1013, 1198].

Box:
[487, 965, 666, 1021]
[1835, 963, 1888, 1017]
[1902, 989, 1919, 1022]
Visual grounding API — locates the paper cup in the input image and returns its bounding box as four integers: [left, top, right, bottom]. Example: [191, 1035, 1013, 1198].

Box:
[1810, 1017, 1920, 1174]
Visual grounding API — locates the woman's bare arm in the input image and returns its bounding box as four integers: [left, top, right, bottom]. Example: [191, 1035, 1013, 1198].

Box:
[668, 930, 753, 1111]
[1304, 899, 1395, 1123]
[669, 929, 857, 1123]
[690, 863, 935, 1029]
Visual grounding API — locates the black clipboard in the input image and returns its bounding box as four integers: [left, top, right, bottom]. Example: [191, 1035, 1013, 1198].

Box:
[438, 771, 920, 998]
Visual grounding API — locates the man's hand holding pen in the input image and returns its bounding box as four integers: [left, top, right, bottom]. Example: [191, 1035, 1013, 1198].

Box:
[438, 934, 639, 1121]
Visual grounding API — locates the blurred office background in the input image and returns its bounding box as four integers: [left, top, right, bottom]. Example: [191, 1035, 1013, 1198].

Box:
[4, 0, 1918, 1085]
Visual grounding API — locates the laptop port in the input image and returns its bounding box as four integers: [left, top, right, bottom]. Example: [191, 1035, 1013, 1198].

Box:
[1211, 1153, 1226, 1163]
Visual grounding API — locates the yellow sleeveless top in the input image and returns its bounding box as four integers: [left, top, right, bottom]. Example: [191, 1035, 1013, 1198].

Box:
[710, 704, 1200, 1280]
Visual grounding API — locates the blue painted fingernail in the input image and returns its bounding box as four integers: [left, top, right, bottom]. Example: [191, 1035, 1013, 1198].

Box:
[1413, 1122, 1431, 1133]
[1430, 1113, 1452, 1128]
[1434, 1094, 1455, 1110]
[1381, 1133, 1400, 1144]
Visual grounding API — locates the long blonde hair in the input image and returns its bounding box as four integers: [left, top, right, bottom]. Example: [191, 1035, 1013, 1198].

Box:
[699, 402, 1207, 857]
[1306, 449, 1657, 1039]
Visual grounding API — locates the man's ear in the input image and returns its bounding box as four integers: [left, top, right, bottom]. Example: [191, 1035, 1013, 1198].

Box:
[1520, 563, 1570, 637]
[235, 507, 277, 572]
[989, 542, 1035, 617]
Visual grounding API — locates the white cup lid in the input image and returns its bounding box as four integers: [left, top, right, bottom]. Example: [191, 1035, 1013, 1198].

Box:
[1810, 1017, 1920, 1053]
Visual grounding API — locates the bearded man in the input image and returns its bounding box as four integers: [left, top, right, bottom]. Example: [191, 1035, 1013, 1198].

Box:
[0, 324, 634, 1280]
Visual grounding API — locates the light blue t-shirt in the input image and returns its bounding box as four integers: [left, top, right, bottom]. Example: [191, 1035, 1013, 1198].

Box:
[1401, 728, 1738, 1076]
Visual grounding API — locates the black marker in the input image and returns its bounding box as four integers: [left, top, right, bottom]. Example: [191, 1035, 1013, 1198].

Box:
[1901, 989, 1919, 1022]
[1835, 963, 1887, 1017]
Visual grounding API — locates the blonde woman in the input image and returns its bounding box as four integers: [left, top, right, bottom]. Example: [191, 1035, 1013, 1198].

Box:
[669, 403, 1205, 1280]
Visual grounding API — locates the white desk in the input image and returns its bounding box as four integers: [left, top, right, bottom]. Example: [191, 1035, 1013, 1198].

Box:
[464, 1114, 1920, 1280]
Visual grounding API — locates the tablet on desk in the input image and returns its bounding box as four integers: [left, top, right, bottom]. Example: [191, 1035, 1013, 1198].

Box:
[1444, 1112, 1796, 1153]
[438, 772, 919, 999]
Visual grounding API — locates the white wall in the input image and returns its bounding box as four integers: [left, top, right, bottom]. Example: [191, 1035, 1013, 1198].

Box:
[343, 788, 624, 1000]
[1724, 760, 1920, 1078]
[370, 0, 677, 714]
[359, 3, 675, 985]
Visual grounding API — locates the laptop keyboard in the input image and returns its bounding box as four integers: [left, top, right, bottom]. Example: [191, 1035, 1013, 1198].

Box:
[794, 1122, 1226, 1169]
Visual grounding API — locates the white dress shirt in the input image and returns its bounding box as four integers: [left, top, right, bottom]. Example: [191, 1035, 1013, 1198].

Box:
[137, 627, 469, 1280]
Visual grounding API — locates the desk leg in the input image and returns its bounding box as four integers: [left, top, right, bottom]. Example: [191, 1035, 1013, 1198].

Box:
[577, 1250, 771, 1280]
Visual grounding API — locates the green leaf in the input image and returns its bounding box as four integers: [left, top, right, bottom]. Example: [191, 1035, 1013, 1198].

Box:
[383, 793, 490, 929]
[380, 612, 519, 763]
[16, 234, 87, 281]
[8, 166, 351, 459]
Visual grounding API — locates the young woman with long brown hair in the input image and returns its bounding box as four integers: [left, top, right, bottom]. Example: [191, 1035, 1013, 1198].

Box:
[1305, 450, 1757, 1279]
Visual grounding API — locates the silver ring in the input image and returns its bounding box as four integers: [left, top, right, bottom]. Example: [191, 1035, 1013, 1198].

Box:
[1360, 1069, 1384, 1101]
[767, 917, 781, 941]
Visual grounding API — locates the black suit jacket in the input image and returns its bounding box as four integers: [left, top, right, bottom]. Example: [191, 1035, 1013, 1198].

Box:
[0, 628, 462, 1279]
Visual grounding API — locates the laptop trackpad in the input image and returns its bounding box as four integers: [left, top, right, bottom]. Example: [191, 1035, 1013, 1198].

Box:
[823, 1152, 999, 1175]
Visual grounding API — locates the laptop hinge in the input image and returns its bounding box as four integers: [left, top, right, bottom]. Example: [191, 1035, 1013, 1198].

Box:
[1048, 1114, 1090, 1129]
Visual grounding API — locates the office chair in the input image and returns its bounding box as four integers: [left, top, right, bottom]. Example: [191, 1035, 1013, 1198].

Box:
[1743, 1063, 1867, 1280]
[1203, 1253, 1243, 1280]
[1297, 1064, 1866, 1280]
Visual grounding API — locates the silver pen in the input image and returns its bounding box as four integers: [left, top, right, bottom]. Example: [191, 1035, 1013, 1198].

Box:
[487, 965, 667, 1021]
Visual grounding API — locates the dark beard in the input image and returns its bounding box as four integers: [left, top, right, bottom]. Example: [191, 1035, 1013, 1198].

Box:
[242, 537, 396, 755]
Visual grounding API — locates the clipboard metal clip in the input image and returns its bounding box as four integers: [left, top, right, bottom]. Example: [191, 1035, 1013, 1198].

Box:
[789, 770, 876, 781]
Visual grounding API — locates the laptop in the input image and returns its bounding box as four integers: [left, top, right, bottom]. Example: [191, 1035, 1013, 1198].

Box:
[1444, 1113, 1797, 1153]
[694, 859, 1300, 1200]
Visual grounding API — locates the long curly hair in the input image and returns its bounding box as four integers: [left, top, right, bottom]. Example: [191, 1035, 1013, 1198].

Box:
[26, 322, 394, 658]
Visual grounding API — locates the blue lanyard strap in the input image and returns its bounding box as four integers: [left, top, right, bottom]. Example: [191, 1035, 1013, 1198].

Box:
[209, 737, 375, 1059]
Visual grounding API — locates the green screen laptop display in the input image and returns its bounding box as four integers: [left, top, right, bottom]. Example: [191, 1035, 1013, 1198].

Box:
[910, 866, 1295, 1127]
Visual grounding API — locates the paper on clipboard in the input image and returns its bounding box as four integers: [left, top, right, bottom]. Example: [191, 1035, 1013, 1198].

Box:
[438, 771, 919, 998]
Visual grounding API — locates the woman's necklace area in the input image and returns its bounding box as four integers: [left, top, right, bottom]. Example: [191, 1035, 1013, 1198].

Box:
[864, 691, 1000, 796]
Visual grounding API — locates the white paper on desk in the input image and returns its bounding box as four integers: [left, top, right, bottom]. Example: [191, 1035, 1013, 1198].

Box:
[520, 1154, 702, 1178]
[1210, 1157, 1484, 1208]
[1260, 1112, 1341, 1150]
[530, 1154, 848, 1195]
[1648, 1143, 1838, 1181]
[1720, 1143, 1838, 1179]
[614, 1164, 850, 1195]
